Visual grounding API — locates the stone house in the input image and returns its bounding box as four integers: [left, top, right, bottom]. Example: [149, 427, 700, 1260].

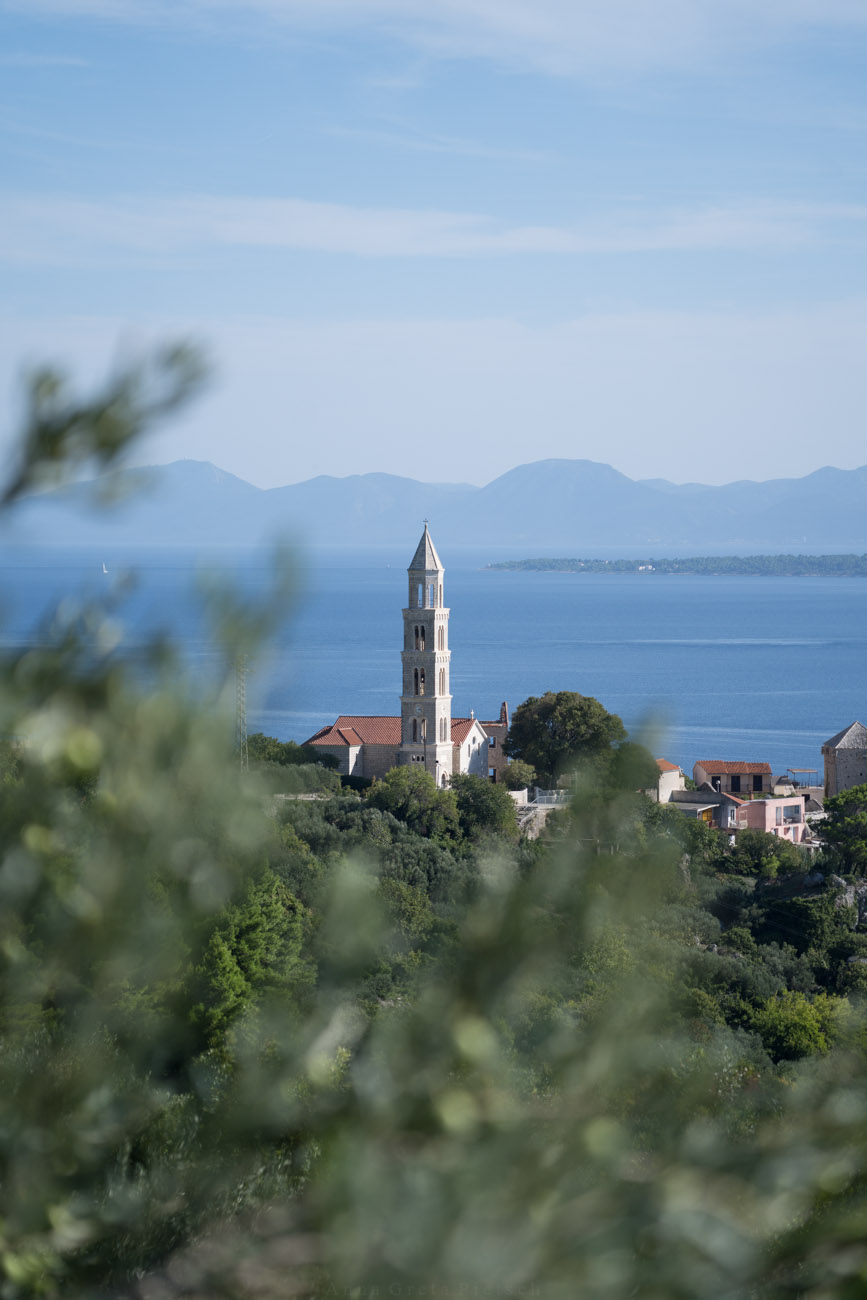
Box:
[822, 722, 867, 798]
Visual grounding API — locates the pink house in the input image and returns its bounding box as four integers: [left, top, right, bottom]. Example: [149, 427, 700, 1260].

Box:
[736, 795, 806, 843]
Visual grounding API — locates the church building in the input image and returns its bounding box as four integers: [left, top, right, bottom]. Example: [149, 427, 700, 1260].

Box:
[305, 524, 509, 786]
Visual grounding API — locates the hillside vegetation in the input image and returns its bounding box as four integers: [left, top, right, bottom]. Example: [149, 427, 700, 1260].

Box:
[5, 354, 867, 1297]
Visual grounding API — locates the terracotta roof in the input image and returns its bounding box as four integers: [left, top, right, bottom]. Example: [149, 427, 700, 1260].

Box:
[451, 718, 482, 744]
[408, 523, 444, 574]
[823, 721, 867, 751]
[305, 715, 486, 748]
[696, 760, 771, 775]
[306, 716, 401, 747]
[656, 758, 680, 773]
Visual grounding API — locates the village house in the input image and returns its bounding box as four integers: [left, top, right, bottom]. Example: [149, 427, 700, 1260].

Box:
[668, 786, 744, 830]
[735, 794, 807, 843]
[822, 722, 867, 798]
[667, 784, 808, 842]
[693, 759, 773, 797]
[651, 758, 686, 803]
[305, 525, 509, 785]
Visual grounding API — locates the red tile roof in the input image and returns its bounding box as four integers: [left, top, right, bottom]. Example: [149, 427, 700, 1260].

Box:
[656, 758, 680, 773]
[306, 716, 401, 747]
[305, 715, 487, 748]
[697, 760, 771, 775]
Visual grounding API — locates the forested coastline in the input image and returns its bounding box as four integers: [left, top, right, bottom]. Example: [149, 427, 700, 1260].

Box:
[487, 553, 867, 576]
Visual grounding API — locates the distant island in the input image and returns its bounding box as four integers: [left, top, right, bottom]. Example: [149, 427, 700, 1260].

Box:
[486, 554, 867, 576]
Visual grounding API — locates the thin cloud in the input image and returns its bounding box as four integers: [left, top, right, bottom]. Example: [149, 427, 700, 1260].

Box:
[2, 193, 866, 266]
[8, 0, 867, 75]
[324, 125, 556, 163]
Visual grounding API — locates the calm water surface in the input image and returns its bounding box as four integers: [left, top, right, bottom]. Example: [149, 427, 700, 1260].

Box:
[0, 545, 863, 777]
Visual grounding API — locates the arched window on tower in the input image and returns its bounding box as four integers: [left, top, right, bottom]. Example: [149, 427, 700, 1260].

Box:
[419, 626, 425, 650]
[429, 582, 436, 607]
[419, 669, 425, 695]
[417, 583, 423, 608]
[439, 717, 446, 741]
[437, 626, 444, 650]
[439, 585, 443, 606]
[413, 668, 419, 696]
[412, 719, 418, 742]
[439, 668, 446, 694]
[421, 718, 426, 740]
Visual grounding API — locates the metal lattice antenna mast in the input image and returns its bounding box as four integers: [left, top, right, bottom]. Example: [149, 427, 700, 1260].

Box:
[236, 654, 249, 770]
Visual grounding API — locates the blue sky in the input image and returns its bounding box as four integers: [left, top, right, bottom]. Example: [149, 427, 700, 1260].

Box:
[2, 1, 867, 488]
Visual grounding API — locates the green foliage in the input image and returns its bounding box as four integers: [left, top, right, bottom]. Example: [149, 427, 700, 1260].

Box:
[365, 765, 461, 844]
[3, 344, 206, 505]
[504, 689, 627, 784]
[501, 757, 536, 790]
[606, 738, 660, 792]
[191, 869, 311, 1046]
[449, 772, 519, 841]
[750, 990, 846, 1061]
[727, 827, 805, 877]
[9, 354, 867, 1296]
[248, 732, 339, 770]
[253, 759, 341, 796]
[823, 783, 867, 874]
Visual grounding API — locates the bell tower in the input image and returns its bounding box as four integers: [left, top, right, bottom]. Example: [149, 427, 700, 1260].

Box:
[399, 522, 453, 784]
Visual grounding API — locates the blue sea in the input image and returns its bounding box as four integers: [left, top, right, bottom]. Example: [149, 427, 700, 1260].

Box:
[0, 544, 864, 779]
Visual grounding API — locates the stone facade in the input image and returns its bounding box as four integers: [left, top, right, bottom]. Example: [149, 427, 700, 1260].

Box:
[823, 722, 867, 798]
[305, 525, 509, 785]
[398, 525, 455, 784]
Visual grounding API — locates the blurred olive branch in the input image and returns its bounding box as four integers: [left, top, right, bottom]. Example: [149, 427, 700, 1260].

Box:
[2, 343, 208, 507]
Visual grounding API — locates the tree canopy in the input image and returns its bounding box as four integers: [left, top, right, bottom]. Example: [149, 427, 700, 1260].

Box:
[365, 764, 461, 844]
[504, 689, 627, 784]
[823, 782, 867, 874]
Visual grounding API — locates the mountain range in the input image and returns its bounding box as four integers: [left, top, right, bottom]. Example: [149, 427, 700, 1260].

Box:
[5, 458, 867, 552]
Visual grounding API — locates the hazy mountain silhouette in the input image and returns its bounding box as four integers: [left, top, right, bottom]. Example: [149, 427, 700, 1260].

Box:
[6, 457, 867, 551]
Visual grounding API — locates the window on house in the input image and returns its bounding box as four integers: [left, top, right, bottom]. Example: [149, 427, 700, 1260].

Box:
[776, 806, 783, 825]
[488, 736, 496, 748]
[753, 774, 763, 792]
[730, 774, 741, 793]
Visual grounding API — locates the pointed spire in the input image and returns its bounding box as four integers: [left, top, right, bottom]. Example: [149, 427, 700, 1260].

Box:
[408, 521, 444, 573]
